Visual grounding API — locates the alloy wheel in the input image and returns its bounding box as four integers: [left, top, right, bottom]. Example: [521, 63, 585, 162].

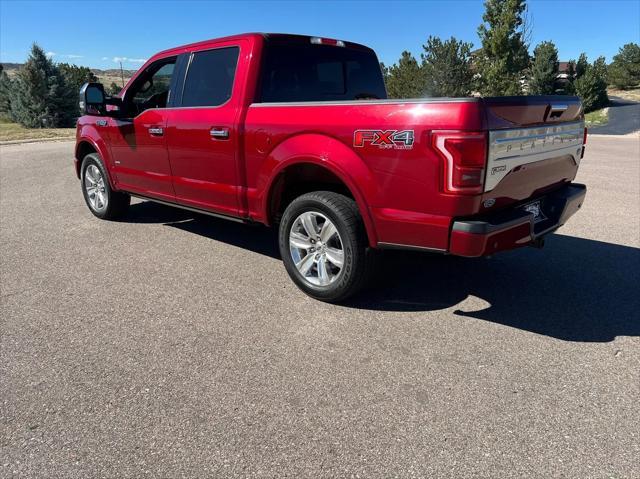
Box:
[84, 164, 108, 212]
[289, 211, 345, 286]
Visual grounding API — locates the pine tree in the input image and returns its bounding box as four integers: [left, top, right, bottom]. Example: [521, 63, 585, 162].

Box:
[10, 44, 76, 128]
[421, 36, 474, 97]
[528, 41, 559, 95]
[592, 56, 609, 106]
[575, 53, 589, 79]
[0, 65, 13, 115]
[108, 82, 122, 96]
[59, 63, 99, 116]
[574, 55, 609, 112]
[608, 43, 640, 89]
[384, 51, 425, 99]
[59, 63, 98, 93]
[476, 0, 530, 96]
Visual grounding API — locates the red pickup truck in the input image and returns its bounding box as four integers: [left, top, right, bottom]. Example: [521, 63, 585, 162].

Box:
[75, 33, 587, 302]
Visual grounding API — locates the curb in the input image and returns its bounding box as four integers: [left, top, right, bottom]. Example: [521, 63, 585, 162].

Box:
[0, 137, 75, 146]
[589, 131, 639, 139]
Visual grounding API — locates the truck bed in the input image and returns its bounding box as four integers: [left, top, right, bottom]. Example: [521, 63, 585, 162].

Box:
[243, 96, 584, 251]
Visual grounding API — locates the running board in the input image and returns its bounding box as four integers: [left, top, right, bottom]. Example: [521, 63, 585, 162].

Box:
[129, 194, 249, 224]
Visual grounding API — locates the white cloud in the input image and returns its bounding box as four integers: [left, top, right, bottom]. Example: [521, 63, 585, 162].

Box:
[111, 56, 147, 64]
[44, 52, 83, 60]
[101, 57, 109, 61]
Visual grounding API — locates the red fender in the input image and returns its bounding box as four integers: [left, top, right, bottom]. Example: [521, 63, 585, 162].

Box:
[256, 133, 378, 247]
[75, 123, 118, 190]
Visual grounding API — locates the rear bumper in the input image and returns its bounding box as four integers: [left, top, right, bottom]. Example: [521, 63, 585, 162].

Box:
[449, 183, 586, 257]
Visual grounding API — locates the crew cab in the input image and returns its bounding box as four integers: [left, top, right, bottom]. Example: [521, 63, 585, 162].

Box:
[75, 33, 587, 302]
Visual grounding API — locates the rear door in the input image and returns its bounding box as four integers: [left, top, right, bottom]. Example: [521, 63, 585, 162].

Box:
[164, 42, 243, 217]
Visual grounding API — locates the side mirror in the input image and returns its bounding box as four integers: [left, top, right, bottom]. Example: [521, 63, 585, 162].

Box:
[79, 82, 106, 116]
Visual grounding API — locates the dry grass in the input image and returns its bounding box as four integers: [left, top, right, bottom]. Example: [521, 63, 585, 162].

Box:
[584, 108, 609, 128]
[0, 118, 75, 142]
[607, 87, 640, 102]
[100, 73, 131, 89]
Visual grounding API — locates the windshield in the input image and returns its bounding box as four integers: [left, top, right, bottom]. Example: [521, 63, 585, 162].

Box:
[258, 39, 387, 103]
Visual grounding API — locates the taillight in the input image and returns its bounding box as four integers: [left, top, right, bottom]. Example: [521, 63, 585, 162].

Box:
[580, 127, 587, 160]
[432, 131, 487, 195]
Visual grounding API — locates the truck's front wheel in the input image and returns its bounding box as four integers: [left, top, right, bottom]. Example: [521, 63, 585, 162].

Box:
[279, 191, 371, 302]
[81, 153, 130, 220]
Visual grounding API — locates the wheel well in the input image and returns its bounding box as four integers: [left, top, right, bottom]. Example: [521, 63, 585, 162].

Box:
[76, 141, 96, 161]
[75, 141, 97, 178]
[268, 163, 355, 224]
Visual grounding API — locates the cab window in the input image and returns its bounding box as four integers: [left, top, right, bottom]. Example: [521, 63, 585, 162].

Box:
[258, 40, 387, 102]
[126, 58, 176, 115]
[181, 47, 239, 107]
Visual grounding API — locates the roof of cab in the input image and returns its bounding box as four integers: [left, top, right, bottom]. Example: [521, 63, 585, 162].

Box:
[150, 32, 373, 61]
[153, 32, 264, 58]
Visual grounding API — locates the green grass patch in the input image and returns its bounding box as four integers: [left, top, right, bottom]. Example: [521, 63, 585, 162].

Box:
[0, 120, 75, 142]
[584, 108, 609, 128]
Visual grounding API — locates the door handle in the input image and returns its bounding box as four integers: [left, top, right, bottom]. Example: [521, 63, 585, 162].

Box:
[148, 127, 164, 136]
[210, 128, 229, 139]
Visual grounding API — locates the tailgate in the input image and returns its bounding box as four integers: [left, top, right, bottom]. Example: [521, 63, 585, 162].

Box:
[481, 96, 585, 206]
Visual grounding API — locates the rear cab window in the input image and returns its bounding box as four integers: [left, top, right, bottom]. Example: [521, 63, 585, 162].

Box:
[181, 47, 240, 107]
[257, 36, 387, 103]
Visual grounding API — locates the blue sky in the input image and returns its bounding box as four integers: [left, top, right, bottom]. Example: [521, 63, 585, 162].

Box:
[1, 0, 638, 69]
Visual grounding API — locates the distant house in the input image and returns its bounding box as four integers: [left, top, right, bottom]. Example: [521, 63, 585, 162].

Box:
[468, 50, 574, 94]
[557, 62, 572, 80]
[555, 61, 574, 93]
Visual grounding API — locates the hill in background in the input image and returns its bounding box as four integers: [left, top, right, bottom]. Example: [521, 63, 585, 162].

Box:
[1, 62, 136, 87]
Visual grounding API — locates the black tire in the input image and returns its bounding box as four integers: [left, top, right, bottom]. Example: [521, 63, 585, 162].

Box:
[80, 153, 130, 220]
[279, 191, 373, 302]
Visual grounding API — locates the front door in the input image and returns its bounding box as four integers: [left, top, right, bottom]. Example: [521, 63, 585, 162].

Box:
[107, 58, 177, 202]
[164, 45, 242, 217]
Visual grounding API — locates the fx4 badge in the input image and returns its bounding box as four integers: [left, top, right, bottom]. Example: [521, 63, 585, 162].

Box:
[354, 130, 414, 150]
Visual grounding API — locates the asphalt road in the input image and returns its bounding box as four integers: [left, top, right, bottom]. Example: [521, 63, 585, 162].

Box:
[590, 96, 640, 135]
[1, 136, 639, 478]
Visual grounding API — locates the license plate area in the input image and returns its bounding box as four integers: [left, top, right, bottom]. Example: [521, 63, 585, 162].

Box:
[521, 200, 547, 223]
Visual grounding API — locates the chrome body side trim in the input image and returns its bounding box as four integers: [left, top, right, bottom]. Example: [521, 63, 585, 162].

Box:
[377, 242, 447, 253]
[250, 97, 480, 108]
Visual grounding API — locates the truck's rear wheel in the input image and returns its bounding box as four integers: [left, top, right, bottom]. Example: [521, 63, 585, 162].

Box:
[279, 191, 371, 302]
[81, 153, 130, 220]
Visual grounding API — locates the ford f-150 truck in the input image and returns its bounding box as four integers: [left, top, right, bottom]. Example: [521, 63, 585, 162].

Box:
[75, 33, 587, 302]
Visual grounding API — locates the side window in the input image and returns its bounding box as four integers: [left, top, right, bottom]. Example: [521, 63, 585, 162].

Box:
[181, 47, 239, 107]
[127, 58, 176, 115]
